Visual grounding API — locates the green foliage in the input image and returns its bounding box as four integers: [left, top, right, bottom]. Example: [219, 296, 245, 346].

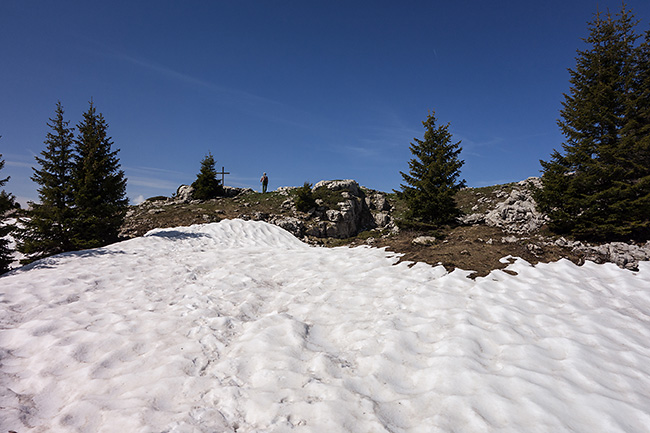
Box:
[537, 5, 650, 241]
[191, 152, 224, 200]
[312, 186, 348, 210]
[397, 111, 465, 228]
[70, 101, 128, 249]
[293, 182, 316, 212]
[19, 102, 77, 262]
[16, 101, 129, 263]
[0, 144, 17, 274]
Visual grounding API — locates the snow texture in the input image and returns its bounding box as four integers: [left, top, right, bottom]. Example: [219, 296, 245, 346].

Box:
[2, 219, 650, 432]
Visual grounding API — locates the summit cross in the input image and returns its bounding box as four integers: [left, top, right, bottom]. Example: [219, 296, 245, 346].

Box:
[216, 166, 230, 186]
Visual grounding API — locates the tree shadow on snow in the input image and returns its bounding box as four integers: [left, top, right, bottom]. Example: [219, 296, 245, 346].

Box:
[10, 249, 127, 273]
[145, 231, 210, 241]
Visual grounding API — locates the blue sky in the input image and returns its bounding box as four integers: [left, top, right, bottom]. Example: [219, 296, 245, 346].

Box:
[2, 0, 650, 205]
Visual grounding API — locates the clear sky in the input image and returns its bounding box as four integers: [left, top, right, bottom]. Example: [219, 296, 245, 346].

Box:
[2, 0, 650, 206]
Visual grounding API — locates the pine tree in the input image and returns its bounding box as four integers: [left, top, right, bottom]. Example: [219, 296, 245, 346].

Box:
[0, 145, 16, 274]
[619, 27, 650, 238]
[398, 111, 465, 228]
[71, 101, 128, 249]
[537, 5, 650, 240]
[19, 102, 76, 262]
[191, 152, 223, 200]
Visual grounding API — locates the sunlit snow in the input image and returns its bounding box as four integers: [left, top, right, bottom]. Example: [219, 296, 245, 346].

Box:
[2, 219, 650, 432]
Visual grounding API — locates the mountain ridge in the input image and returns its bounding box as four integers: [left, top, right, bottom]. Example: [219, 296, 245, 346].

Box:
[121, 178, 650, 277]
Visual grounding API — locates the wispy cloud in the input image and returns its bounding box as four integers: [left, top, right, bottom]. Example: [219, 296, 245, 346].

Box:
[127, 176, 180, 191]
[332, 119, 419, 162]
[123, 166, 190, 192]
[5, 160, 35, 169]
[339, 145, 379, 159]
[124, 165, 189, 179]
[107, 50, 320, 129]
[116, 52, 274, 105]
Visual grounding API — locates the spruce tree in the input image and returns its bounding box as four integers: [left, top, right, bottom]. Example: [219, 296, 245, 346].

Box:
[619, 27, 650, 238]
[71, 101, 128, 249]
[191, 152, 223, 200]
[0, 146, 16, 274]
[398, 111, 465, 228]
[19, 102, 76, 262]
[537, 5, 650, 240]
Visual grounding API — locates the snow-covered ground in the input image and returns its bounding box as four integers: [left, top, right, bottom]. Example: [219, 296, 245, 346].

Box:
[2, 219, 650, 433]
[1, 218, 24, 270]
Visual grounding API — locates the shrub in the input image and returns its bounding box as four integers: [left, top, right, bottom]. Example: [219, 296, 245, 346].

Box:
[293, 182, 316, 212]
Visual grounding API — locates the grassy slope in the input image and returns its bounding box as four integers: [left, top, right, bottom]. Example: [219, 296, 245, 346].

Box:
[123, 185, 582, 278]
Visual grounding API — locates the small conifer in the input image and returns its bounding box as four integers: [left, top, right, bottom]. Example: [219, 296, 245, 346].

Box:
[191, 152, 224, 200]
[0, 145, 17, 274]
[398, 111, 465, 228]
[294, 182, 316, 212]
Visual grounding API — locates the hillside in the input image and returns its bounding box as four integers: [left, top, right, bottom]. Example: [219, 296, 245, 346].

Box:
[121, 179, 650, 277]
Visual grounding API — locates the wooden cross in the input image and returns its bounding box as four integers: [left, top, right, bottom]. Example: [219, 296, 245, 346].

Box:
[216, 166, 230, 186]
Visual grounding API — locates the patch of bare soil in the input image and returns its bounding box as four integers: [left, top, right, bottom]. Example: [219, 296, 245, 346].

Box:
[344, 225, 582, 278]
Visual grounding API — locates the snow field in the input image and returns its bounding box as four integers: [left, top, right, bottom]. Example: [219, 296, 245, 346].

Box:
[1, 219, 650, 432]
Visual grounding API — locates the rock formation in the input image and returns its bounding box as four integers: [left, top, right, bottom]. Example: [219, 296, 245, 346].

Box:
[460, 177, 547, 234]
[253, 180, 394, 240]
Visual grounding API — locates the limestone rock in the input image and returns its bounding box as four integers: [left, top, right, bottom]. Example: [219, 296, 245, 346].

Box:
[326, 209, 343, 222]
[461, 177, 546, 235]
[373, 212, 391, 228]
[222, 186, 254, 198]
[175, 184, 194, 203]
[460, 213, 484, 225]
[549, 237, 650, 270]
[276, 186, 296, 196]
[484, 179, 546, 234]
[313, 179, 360, 196]
[412, 236, 436, 246]
[365, 192, 391, 212]
[269, 216, 305, 238]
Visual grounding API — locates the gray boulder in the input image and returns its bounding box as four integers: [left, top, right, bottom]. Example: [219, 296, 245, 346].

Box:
[313, 179, 360, 196]
[269, 216, 305, 238]
[412, 236, 436, 246]
[484, 178, 547, 234]
[223, 186, 254, 197]
[461, 177, 547, 235]
[175, 185, 195, 203]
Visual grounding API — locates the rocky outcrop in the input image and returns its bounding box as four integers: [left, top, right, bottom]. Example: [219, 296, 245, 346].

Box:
[460, 177, 547, 235]
[553, 238, 650, 271]
[313, 179, 361, 195]
[175, 185, 195, 203]
[235, 180, 395, 240]
[301, 180, 393, 239]
[223, 186, 254, 198]
[364, 188, 393, 230]
[174, 184, 253, 202]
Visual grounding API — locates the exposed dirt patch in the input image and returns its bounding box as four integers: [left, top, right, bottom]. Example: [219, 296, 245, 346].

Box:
[333, 225, 582, 278]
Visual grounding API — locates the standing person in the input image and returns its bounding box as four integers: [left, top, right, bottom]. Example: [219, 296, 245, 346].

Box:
[260, 172, 269, 193]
